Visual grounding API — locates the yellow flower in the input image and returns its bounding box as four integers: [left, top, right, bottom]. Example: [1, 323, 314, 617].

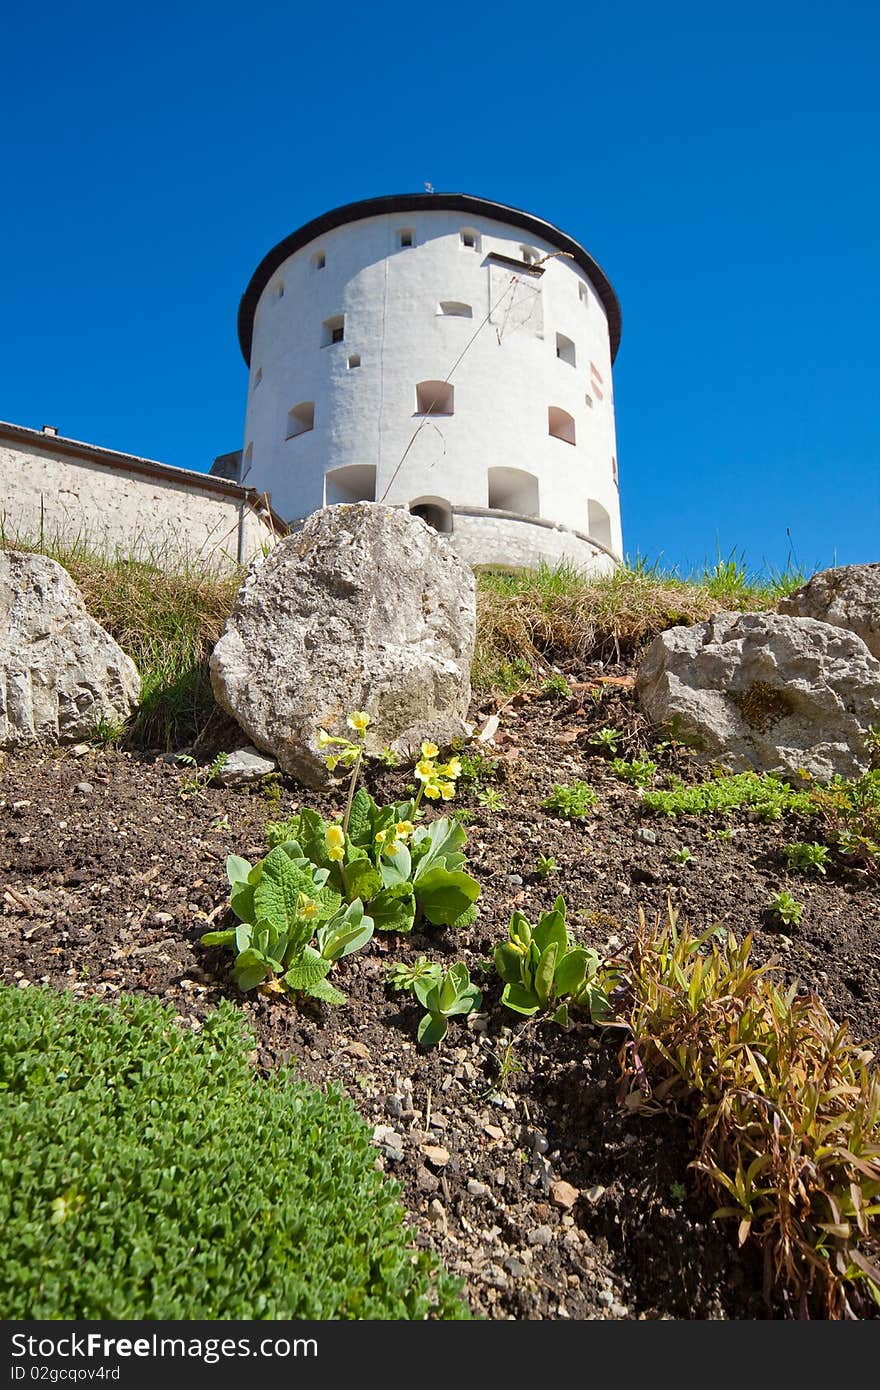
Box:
[325, 824, 345, 850]
[347, 711, 371, 732]
[415, 759, 435, 782]
[375, 830, 387, 844]
[395, 820, 414, 837]
[327, 846, 344, 861]
[316, 728, 333, 749]
[297, 894, 317, 919]
[325, 755, 339, 772]
[383, 840, 402, 857]
[420, 741, 439, 759]
[423, 783, 441, 800]
[438, 781, 455, 801]
[443, 757, 462, 780]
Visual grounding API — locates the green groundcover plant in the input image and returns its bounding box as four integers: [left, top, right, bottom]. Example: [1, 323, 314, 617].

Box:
[0, 985, 468, 1320]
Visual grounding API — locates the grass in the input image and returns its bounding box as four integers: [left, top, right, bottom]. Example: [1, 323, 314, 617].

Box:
[611, 909, 880, 1319]
[0, 984, 467, 1319]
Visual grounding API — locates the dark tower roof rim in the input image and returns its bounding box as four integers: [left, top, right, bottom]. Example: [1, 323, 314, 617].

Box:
[237, 192, 622, 365]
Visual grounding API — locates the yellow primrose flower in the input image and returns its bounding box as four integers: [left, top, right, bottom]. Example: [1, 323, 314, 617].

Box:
[325, 824, 346, 850]
[415, 759, 435, 782]
[297, 894, 317, 919]
[383, 840, 402, 857]
[327, 846, 344, 861]
[375, 829, 387, 844]
[395, 820, 414, 837]
[423, 783, 441, 800]
[316, 728, 333, 748]
[420, 741, 439, 759]
[438, 781, 456, 801]
[443, 757, 462, 780]
[325, 755, 339, 772]
[347, 711, 371, 732]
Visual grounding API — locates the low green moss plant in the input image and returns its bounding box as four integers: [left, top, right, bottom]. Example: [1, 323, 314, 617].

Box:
[0, 985, 467, 1319]
[642, 771, 814, 822]
[611, 757, 658, 787]
[542, 780, 597, 818]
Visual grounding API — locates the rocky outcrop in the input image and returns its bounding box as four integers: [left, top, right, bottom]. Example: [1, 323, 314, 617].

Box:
[635, 610, 880, 782]
[0, 550, 140, 749]
[778, 563, 880, 662]
[210, 504, 476, 787]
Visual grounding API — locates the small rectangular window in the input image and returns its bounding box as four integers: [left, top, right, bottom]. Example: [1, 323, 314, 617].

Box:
[579, 282, 589, 307]
[398, 228, 414, 248]
[312, 250, 326, 270]
[460, 228, 480, 251]
[322, 315, 345, 346]
[347, 354, 361, 369]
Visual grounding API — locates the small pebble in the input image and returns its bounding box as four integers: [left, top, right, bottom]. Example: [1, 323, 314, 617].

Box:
[421, 1144, 450, 1168]
[527, 1225, 553, 1247]
[151, 911, 174, 925]
[467, 1179, 489, 1198]
[597, 1289, 614, 1308]
[636, 828, 657, 844]
[585, 1184, 606, 1204]
[550, 1179, 580, 1211]
[503, 1256, 526, 1279]
[75, 782, 94, 795]
[427, 1199, 447, 1233]
[507, 874, 524, 886]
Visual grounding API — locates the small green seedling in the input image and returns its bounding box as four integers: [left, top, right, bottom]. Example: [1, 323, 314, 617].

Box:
[671, 846, 693, 865]
[532, 855, 558, 878]
[477, 787, 506, 812]
[542, 781, 597, 819]
[767, 890, 803, 927]
[414, 962, 483, 1045]
[589, 727, 623, 754]
[540, 673, 570, 699]
[494, 895, 611, 1027]
[784, 842, 831, 875]
[385, 958, 443, 993]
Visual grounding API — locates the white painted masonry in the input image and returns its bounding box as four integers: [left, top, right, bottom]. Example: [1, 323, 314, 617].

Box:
[0, 422, 281, 573]
[237, 193, 623, 572]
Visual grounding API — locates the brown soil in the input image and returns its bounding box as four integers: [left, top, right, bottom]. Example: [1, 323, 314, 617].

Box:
[2, 664, 878, 1321]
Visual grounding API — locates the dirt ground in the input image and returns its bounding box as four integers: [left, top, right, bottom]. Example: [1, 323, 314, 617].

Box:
[2, 664, 877, 1320]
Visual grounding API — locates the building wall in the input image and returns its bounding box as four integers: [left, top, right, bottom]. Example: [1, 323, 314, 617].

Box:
[242, 208, 622, 561]
[0, 432, 278, 573]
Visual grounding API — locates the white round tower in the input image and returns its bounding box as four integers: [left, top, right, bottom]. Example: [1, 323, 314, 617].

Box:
[236, 193, 623, 571]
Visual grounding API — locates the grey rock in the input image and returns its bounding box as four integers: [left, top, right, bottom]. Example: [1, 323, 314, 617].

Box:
[503, 1256, 527, 1279]
[527, 1225, 553, 1247]
[209, 504, 476, 787]
[214, 746, 277, 786]
[597, 1289, 614, 1308]
[636, 827, 657, 844]
[0, 551, 140, 750]
[636, 611, 880, 782]
[507, 873, 524, 886]
[778, 563, 880, 661]
[74, 782, 94, 795]
[467, 1180, 489, 1198]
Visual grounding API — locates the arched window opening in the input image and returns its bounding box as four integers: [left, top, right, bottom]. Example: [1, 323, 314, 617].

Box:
[588, 499, 613, 551]
[579, 281, 589, 307]
[273, 279, 284, 300]
[325, 465, 377, 505]
[415, 380, 454, 416]
[555, 333, 576, 366]
[548, 406, 576, 445]
[409, 496, 452, 534]
[488, 467, 539, 517]
[241, 443, 253, 480]
[437, 301, 473, 318]
[460, 228, 480, 251]
[286, 402, 315, 438]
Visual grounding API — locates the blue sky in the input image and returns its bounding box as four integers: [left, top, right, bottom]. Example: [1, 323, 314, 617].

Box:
[2, 1, 878, 575]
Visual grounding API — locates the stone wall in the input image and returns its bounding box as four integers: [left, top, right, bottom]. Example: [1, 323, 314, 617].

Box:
[0, 423, 281, 573]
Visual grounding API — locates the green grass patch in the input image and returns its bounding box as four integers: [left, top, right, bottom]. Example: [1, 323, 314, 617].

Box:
[0, 985, 467, 1319]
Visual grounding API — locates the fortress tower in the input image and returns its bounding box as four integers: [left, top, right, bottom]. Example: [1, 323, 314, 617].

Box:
[232, 193, 623, 571]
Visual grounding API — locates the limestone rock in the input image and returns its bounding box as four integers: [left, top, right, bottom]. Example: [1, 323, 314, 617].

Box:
[0, 550, 140, 749]
[635, 610, 880, 782]
[214, 746, 277, 786]
[209, 504, 476, 786]
[777, 563, 880, 661]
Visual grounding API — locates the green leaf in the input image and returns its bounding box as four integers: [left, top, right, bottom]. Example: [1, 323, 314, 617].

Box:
[535, 942, 558, 1008]
[225, 855, 253, 887]
[230, 880, 256, 924]
[233, 949, 273, 992]
[283, 948, 332, 992]
[344, 856, 382, 904]
[417, 1013, 449, 1046]
[438, 969, 460, 1013]
[413, 979, 440, 1011]
[411, 818, 468, 879]
[555, 947, 589, 998]
[346, 789, 375, 848]
[234, 922, 254, 953]
[303, 976, 347, 1005]
[494, 943, 523, 986]
[316, 902, 374, 960]
[379, 841, 412, 886]
[501, 981, 540, 1016]
[551, 1003, 570, 1028]
[415, 866, 480, 926]
[254, 847, 340, 937]
[533, 905, 567, 957]
[199, 929, 236, 948]
[371, 883, 416, 934]
[294, 808, 333, 869]
[445, 985, 482, 1017]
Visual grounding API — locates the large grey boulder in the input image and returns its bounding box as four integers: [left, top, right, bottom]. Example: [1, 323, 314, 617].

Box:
[0, 550, 140, 749]
[210, 504, 476, 787]
[636, 610, 880, 782]
[778, 563, 880, 661]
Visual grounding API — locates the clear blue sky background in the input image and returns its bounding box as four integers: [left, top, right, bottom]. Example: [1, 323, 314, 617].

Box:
[2, 2, 878, 576]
